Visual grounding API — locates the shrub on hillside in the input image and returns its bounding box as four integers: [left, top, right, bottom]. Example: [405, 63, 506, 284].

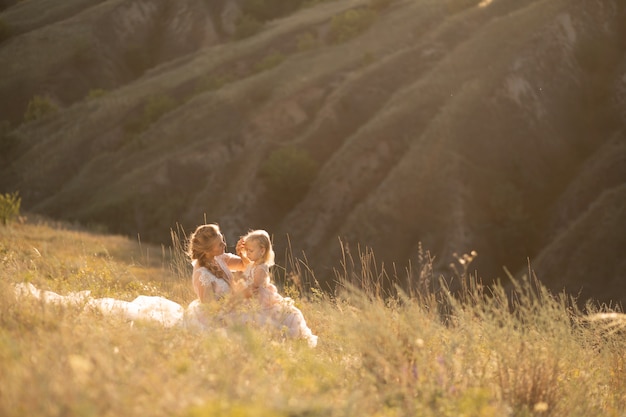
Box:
[87, 89, 107, 100]
[328, 8, 378, 44]
[124, 95, 178, 135]
[196, 74, 236, 93]
[253, 51, 285, 72]
[260, 146, 318, 209]
[0, 191, 21, 225]
[23, 95, 59, 123]
[296, 32, 320, 51]
[144, 95, 177, 122]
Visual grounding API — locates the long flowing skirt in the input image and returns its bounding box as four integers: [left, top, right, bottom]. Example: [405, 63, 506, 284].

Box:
[13, 283, 317, 347]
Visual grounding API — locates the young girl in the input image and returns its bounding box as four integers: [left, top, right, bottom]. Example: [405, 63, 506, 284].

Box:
[241, 230, 318, 347]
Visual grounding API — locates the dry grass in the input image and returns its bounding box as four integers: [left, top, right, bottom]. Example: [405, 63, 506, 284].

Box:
[1, 217, 625, 416]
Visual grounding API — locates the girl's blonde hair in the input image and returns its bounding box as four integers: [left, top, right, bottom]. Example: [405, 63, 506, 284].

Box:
[244, 230, 275, 266]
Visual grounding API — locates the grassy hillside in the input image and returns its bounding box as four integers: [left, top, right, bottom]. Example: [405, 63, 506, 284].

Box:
[0, 0, 625, 305]
[1, 217, 625, 416]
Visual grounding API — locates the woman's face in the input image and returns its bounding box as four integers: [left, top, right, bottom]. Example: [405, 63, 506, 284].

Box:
[207, 233, 226, 258]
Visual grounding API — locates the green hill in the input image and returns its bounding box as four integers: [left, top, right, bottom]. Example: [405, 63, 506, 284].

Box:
[1, 0, 625, 304]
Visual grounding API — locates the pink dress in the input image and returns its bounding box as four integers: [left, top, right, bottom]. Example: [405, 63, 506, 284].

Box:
[244, 264, 318, 347]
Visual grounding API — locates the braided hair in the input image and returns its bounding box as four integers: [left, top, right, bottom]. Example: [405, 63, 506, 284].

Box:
[187, 224, 228, 281]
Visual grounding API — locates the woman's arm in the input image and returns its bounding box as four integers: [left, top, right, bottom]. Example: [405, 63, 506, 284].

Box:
[222, 239, 250, 271]
[192, 269, 206, 302]
[198, 283, 216, 303]
[193, 268, 218, 303]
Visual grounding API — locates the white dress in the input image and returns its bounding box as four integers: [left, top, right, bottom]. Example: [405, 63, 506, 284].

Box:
[13, 254, 317, 347]
[13, 255, 235, 330]
[14, 282, 186, 328]
[185, 255, 237, 329]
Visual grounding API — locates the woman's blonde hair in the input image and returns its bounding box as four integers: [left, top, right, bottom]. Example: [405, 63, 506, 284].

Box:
[187, 224, 227, 279]
[244, 230, 275, 266]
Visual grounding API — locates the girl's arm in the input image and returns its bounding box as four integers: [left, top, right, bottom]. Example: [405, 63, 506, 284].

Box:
[251, 264, 270, 289]
[238, 265, 268, 299]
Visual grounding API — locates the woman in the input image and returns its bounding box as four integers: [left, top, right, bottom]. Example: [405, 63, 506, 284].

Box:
[184, 223, 250, 329]
[187, 223, 248, 302]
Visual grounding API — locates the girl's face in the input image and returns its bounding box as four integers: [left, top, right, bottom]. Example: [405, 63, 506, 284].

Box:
[244, 240, 265, 263]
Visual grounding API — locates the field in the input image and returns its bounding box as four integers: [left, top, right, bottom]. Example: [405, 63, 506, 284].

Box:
[1, 217, 625, 417]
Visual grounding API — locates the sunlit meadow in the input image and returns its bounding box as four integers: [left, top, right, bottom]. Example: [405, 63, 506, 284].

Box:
[1, 217, 625, 417]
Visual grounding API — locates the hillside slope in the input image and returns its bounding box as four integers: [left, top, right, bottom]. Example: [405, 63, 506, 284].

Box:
[1, 0, 624, 304]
